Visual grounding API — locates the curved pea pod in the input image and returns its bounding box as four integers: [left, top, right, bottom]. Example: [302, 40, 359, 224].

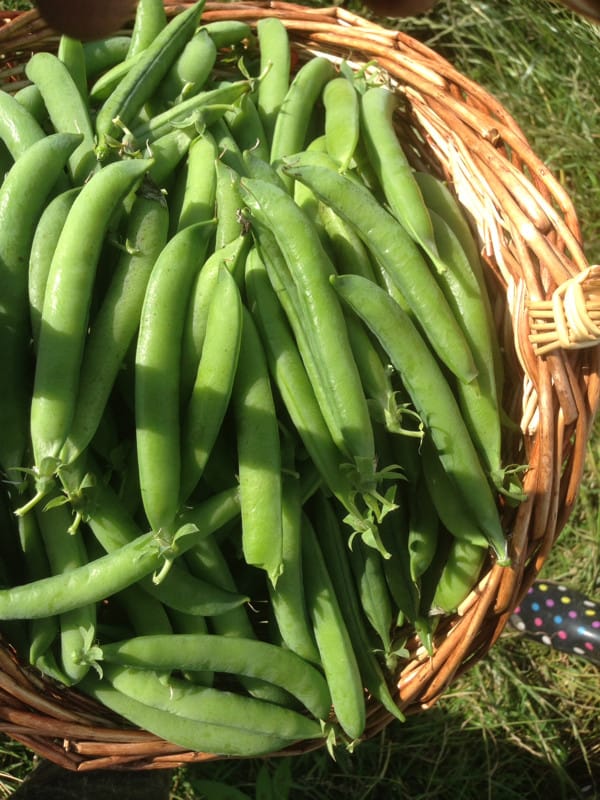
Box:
[34, 494, 95, 685]
[331, 273, 509, 565]
[281, 151, 478, 386]
[359, 85, 437, 257]
[60, 193, 169, 467]
[407, 472, 440, 588]
[203, 19, 252, 49]
[431, 538, 488, 614]
[80, 674, 299, 757]
[150, 28, 217, 112]
[83, 36, 132, 79]
[127, 80, 252, 148]
[25, 51, 97, 185]
[173, 131, 218, 233]
[126, 0, 167, 58]
[95, 1, 205, 156]
[102, 664, 324, 742]
[0, 89, 46, 158]
[26, 157, 153, 503]
[58, 35, 88, 103]
[312, 491, 406, 716]
[98, 633, 332, 721]
[270, 56, 336, 190]
[0, 132, 82, 486]
[224, 93, 270, 164]
[420, 436, 489, 550]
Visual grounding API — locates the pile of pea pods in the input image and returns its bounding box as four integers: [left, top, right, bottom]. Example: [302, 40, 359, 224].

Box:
[0, 0, 525, 756]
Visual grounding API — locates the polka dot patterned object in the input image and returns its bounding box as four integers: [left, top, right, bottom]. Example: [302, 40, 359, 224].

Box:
[510, 581, 600, 665]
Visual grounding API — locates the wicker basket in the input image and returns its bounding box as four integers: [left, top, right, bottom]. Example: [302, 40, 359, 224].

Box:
[0, 0, 598, 773]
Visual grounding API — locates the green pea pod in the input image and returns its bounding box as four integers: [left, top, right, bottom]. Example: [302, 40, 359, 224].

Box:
[232, 307, 283, 586]
[224, 93, 270, 164]
[150, 28, 217, 112]
[35, 493, 95, 685]
[420, 435, 490, 550]
[323, 76, 360, 172]
[0, 89, 46, 158]
[95, 1, 205, 155]
[427, 210, 505, 489]
[127, 0, 167, 58]
[281, 150, 478, 385]
[29, 187, 81, 351]
[83, 36, 132, 79]
[301, 513, 366, 741]
[240, 176, 376, 488]
[80, 674, 297, 757]
[256, 16, 291, 147]
[180, 234, 250, 402]
[331, 273, 509, 565]
[312, 490, 406, 718]
[170, 131, 218, 234]
[407, 473, 440, 587]
[57, 35, 88, 102]
[214, 159, 244, 248]
[26, 157, 153, 503]
[128, 80, 252, 147]
[60, 192, 170, 467]
[270, 56, 336, 191]
[180, 266, 243, 502]
[135, 221, 215, 534]
[359, 85, 438, 258]
[0, 132, 82, 485]
[202, 19, 252, 49]
[431, 538, 488, 614]
[244, 245, 363, 526]
[99, 632, 332, 721]
[25, 52, 97, 185]
[103, 664, 324, 740]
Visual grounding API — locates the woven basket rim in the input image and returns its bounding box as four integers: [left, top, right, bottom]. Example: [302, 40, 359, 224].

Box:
[0, 0, 598, 772]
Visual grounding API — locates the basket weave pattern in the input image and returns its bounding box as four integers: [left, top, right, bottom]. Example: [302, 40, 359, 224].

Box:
[0, 0, 598, 771]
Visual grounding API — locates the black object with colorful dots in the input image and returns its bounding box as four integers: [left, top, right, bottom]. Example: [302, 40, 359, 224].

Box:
[510, 581, 599, 665]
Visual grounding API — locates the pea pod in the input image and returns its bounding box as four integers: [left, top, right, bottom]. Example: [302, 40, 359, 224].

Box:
[25, 51, 97, 185]
[80, 674, 296, 757]
[135, 221, 215, 534]
[0, 132, 82, 485]
[331, 273, 509, 564]
[102, 664, 324, 741]
[180, 266, 242, 502]
[301, 513, 366, 741]
[29, 187, 80, 351]
[323, 76, 360, 172]
[95, 1, 205, 155]
[127, 0, 167, 58]
[359, 85, 437, 257]
[256, 16, 290, 147]
[60, 192, 170, 467]
[232, 307, 283, 586]
[98, 632, 332, 721]
[240, 176, 376, 488]
[281, 150, 478, 385]
[25, 157, 153, 508]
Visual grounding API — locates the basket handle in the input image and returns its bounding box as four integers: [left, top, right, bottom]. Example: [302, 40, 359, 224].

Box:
[528, 264, 600, 355]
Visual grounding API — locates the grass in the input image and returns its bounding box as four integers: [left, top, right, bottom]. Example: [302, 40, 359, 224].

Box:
[0, 0, 599, 797]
